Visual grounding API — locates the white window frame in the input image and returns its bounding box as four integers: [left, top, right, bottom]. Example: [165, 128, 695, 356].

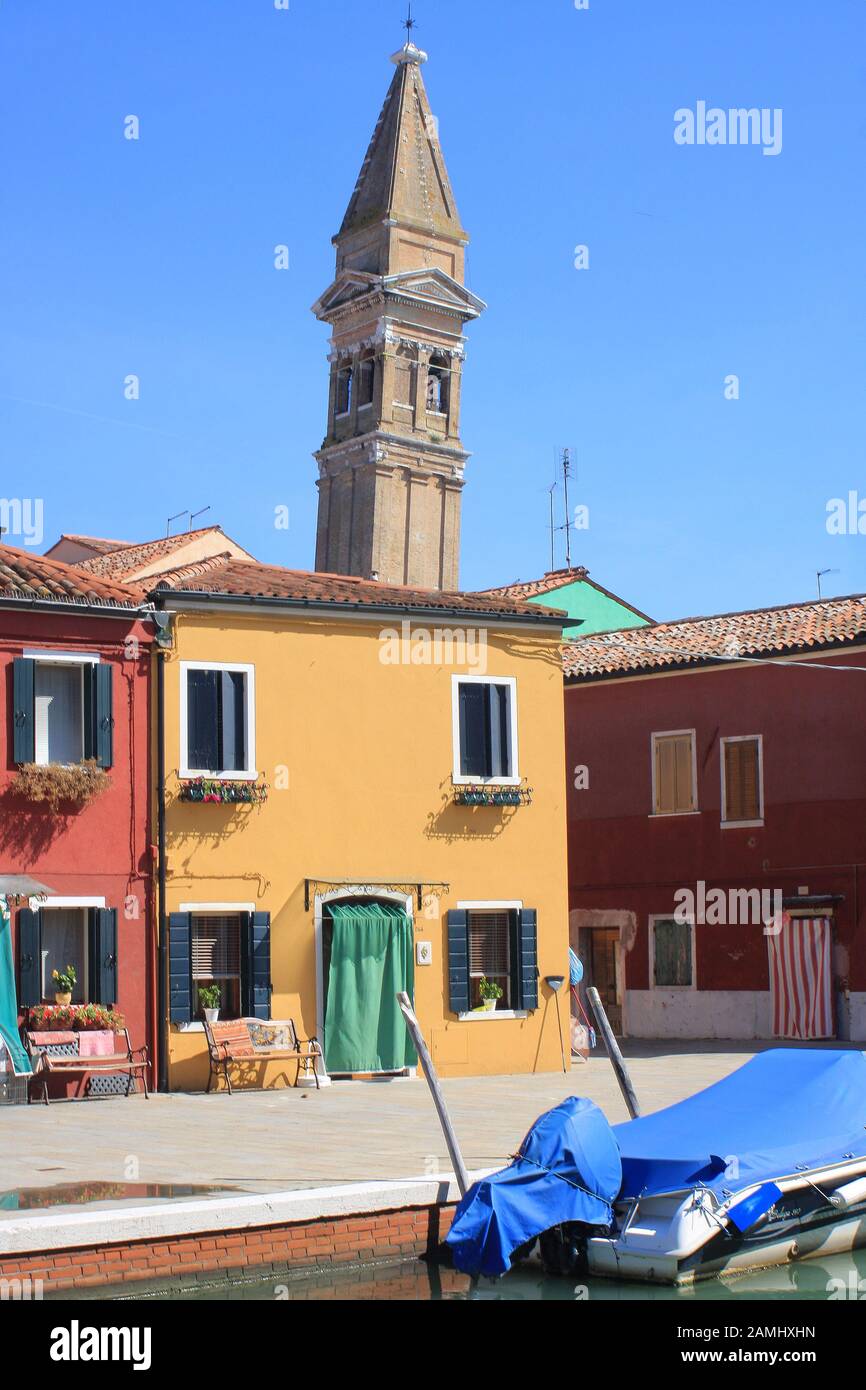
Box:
[451, 675, 520, 786]
[38, 900, 100, 1003]
[720, 734, 764, 828]
[648, 912, 696, 991]
[179, 661, 257, 781]
[650, 728, 698, 817]
[455, 898, 527, 1020]
[26, 650, 100, 768]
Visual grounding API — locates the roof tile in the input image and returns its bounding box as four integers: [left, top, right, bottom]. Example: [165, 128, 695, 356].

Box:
[563, 595, 866, 680]
[151, 557, 566, 621]
[0, 542, 141, 607]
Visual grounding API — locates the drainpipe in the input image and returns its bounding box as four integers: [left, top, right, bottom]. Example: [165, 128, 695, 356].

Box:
[154, 614, 171, 1092]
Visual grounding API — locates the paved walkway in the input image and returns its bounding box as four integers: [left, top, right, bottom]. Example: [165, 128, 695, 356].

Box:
[0, 1041, 788, 1215]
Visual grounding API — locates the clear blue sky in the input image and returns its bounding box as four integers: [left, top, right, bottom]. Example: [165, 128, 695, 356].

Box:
[2, 0, 864, 620]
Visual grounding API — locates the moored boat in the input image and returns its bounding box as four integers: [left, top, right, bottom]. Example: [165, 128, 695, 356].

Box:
[445, 1048, 866, 1285]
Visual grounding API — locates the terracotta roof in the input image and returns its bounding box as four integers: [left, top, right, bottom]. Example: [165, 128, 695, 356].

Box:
[0, 542, 141, 608]
[562, 595, 866, 681]
[76, 526, 228, 578]
[53, 534, 133, 555]
[150, 557, 567, 622]
[481, 566, 653, 620]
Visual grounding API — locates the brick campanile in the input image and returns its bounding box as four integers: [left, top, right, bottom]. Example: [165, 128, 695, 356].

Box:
[312, 40, 485, 590]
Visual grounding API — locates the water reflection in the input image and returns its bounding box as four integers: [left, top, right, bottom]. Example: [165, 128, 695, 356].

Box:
[127, 1246, 866, 1302]
[0, 1181, 240, 1212]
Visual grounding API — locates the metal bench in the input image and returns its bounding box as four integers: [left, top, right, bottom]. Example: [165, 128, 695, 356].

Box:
[203, 1017, 323, 1094]
[24, 1029, 149, 1104]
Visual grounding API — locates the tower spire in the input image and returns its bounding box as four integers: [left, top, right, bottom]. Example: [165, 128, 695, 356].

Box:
[311, 42, 485, 591]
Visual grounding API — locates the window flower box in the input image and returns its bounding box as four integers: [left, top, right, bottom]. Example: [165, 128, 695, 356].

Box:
[27, 1004, 126, 1031]
[12, 760, 110, 812]
[178, 776, 269, 805]
[452, 783, 532, 807]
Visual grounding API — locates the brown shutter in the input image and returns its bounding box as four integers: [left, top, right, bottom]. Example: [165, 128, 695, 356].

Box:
[674, 735, 695, 811]
[724, 738, 760, 821]
[654, 734, 694, 813]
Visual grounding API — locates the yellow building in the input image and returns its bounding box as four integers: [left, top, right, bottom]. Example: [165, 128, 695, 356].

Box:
[152, 561, 570, 1090]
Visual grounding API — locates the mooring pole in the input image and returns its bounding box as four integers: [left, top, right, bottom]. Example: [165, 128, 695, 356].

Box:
[396, 992, 470, 1197]
[586, 985, 641, 1119]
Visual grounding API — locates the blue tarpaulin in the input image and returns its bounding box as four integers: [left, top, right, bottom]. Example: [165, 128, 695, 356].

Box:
[445, 1097, 621, 1277]
[615, 1049, 866, 1199]
[445, 1049, 866, 1277]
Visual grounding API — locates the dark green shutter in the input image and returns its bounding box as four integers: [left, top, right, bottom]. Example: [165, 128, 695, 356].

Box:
[515, 908, 538, 1010]
[17, 908, 41, 1007]
[93, 664, 113, 768]
[241, 912, 271, 1019]
[12, 658, 35, 764]
[447, 909, 469, 1014]
[90, 908, 118, 1004]
[169, 912, 192, 1023]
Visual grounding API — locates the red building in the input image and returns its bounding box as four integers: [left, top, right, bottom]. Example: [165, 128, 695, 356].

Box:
[0, 545, 155, 1090]
[563, 595, 866, 1042]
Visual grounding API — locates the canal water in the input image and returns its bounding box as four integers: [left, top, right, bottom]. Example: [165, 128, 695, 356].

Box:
[68, 1248, 866, 1302]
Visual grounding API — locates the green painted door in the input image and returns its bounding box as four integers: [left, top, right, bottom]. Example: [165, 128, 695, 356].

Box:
[324, 903, 417, 1074]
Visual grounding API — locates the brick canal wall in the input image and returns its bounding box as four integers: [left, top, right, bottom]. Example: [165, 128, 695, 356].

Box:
[0, 1203, 457, 1293]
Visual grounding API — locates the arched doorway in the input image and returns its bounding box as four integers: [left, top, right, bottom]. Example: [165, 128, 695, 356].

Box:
[316, 893, 417, 1076]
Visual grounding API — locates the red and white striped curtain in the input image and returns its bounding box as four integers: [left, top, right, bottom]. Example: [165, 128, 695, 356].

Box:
[767, 914, 834, 1039]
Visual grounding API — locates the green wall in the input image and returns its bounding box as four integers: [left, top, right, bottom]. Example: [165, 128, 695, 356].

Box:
[528, 578, 650, 638]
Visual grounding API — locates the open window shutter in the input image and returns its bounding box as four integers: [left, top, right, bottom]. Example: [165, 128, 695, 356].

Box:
[12, 658, 36, 764]
[93, 664, 114, 768]
[17, 908, 41, 1007]
[241, 911, 271, 1019]
[447, 909, 469, 1014]
[515, 908, 538, 1010]
[458, 684, 489, 778]
[169, 912, 192, 1023]
[90, 908, 118, 1004]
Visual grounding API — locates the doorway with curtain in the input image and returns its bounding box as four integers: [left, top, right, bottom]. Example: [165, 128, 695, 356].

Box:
[767, 913, 835, 1039]
[321, 898, 417, 1076]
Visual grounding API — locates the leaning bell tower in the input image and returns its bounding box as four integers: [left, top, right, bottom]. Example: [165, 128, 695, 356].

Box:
[311, 38, 485, 590]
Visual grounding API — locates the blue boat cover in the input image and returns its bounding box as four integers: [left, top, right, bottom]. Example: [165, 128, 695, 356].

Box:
[445, 1050, 866, 1277]
[445, 1096, 621, 1277]
[615, 1048, 866, 1199]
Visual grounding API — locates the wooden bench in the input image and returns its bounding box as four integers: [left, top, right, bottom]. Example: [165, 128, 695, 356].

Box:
[203, 1017, 323, 1094]
[24, 1029, 149, 1105]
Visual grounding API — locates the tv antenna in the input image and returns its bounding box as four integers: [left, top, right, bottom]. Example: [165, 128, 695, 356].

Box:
[816, 568, 839, 599]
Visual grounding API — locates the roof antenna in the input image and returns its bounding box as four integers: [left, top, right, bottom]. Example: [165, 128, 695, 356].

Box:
[562, 448, 572, 570]
[167, 509, 189, 537]
[816, 568, 838, 599]
[189, 505, 212, 532]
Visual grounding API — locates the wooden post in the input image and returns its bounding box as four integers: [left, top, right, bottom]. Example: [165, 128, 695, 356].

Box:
[396, 991, 470, 1197]
[586, 985, 641, 1119]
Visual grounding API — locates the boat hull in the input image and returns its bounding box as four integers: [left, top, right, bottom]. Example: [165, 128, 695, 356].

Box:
[586, 1175, 866, 1285]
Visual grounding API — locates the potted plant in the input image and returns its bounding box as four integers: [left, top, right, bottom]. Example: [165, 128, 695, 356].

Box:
[478, 976, 504, 1012]
[198, 984, 221, 1024]
[51, 965, 76, 1006]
